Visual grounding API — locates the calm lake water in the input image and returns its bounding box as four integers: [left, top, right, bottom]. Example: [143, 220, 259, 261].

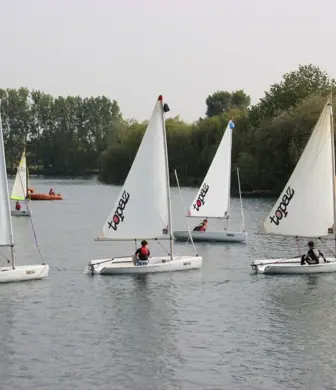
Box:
[1, 178, 336, 390]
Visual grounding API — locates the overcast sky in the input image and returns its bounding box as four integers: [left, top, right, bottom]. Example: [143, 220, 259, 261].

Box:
[1, 0, 335, 121]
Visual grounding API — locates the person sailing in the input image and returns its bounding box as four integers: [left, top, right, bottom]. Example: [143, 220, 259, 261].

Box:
[133, 240, 151, 266]
[301, 241, 328, 265]
[15, 201, 21, 211]
[193, 219, 208, 232]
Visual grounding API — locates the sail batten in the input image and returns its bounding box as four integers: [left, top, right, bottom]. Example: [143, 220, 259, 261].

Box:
[187, 120, 233, 218]
[99, 98, 169, 240]
[260, 99, 334, 237]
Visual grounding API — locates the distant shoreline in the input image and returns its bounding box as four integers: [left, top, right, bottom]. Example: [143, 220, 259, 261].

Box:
[9, 170, 276, 197]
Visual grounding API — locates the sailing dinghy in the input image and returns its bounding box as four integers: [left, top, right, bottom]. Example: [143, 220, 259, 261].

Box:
[173, 120, 247, 243]
[251, 95, 336, 274]
[0, 108, 49, 282]
[11, 147, 31, 217]
[86, 95, 202, 275]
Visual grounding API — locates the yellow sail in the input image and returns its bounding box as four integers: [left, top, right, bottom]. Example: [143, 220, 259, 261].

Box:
[11, 149, 27, 201]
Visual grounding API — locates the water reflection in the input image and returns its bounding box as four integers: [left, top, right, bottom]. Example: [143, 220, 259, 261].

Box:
[92, 275, 181, 389]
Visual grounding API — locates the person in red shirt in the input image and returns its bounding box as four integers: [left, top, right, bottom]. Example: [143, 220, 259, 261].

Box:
[15, 201, 21, 211]
[134, 240, 151, 265]
[49, 188, 55, 195]
[193, 219, 208, 232]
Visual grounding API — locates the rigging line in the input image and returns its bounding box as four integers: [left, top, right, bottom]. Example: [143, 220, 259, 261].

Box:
[237, 166, 246, 232]
[154, 239, 170, 255]
[0, 251, 10, 265]
[174, 169, 198, 255]
[295, 236, 301, 256]
[318, 237, 336, 257]
[18, 169, 44, 263]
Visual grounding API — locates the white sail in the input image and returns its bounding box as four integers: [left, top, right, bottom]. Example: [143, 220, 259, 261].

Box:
[11, 149, 27, 201]
[260, 99, 334, 237]
[98, 96, 169, 240]
[0, 108, 14, 246]
[187, 120, 234, 218]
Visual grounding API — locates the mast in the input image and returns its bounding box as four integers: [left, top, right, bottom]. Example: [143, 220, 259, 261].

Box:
[160, 95, 173, 260]
[329, 92, 336, 254]
[24, 145, 31, 212]
[0, 101, 15, 268]
[225, 121, 233, 231]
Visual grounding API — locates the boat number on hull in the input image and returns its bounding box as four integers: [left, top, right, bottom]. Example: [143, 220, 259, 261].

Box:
[108, 190, 130, 231]
[193, 183, 209, 212]
[25, 270, 36, 275]
[269, 186, 295, 226]
[183, 261, 191, 266]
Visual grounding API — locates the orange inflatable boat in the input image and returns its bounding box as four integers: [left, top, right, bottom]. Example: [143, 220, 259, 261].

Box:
[27, 188, 63, 201]
[29, 193, 63, 201]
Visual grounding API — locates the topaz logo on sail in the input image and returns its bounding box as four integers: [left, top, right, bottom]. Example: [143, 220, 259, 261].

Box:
[193, 183, 209, 211]
[108, 190, 130, 231]
[269, 186, 295, 225]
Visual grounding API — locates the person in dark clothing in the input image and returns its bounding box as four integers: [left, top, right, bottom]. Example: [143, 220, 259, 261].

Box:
[301, 241, 328, 265]
[15, 201, 21, 211]
[134, 240, 151, 265]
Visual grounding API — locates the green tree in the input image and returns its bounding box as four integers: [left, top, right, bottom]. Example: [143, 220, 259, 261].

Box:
[244, 94, 327, 192]
[231, 90, 251, 110]
[249, 64, 335, 127]
[206, 90, 250, 117]
[206, 91, 232, 117]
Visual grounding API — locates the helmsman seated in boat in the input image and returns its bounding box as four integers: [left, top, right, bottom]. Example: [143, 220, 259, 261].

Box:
[133, 240, 151, 266]
[193, 219, 208, 232]
[15, 201, 21, 211]
[301, 241, 328, 265]
[49, 188, 55, 195]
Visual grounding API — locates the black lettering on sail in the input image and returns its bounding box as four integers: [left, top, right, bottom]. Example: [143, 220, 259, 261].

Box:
[107, 190, 130, 231]
[193, 183, 209, 211]
[269, 186, 295, 226]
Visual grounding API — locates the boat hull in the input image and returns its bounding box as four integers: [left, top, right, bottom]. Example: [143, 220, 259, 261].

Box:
[173, 230, 247, 243]
[251, 257, 336, 274]
[85, 255, 202, 275]
[29, 193, 62, 201]
[11, 209, 31, 217]
[0, 264, 49, 283]
[251, 258, 301, 267]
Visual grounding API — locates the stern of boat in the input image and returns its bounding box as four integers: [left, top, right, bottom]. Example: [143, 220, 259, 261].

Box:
[0, 264, 49, 283]
[85, 256, 134, 275]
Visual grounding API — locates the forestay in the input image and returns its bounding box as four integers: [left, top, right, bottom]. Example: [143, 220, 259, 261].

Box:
[11, 149, 27, 201]
[98, 96, 169, 240]
[260, 99, 334, 237]
[0, 108, 14, 246]
[187, 120, 234, 218]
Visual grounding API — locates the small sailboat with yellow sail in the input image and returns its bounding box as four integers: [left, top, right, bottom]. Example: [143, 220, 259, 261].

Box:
[11, 147, 31, 217]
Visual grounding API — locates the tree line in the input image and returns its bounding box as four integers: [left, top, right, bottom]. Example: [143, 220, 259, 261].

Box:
[1, 64, 335, 194]
[0, 88, 121, 175]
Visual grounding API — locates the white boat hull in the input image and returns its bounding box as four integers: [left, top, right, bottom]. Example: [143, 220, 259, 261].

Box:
[11, 209, 31, 217]
[251, 257, 336, 274]
[85, 255, 202, 275]
[173, 230, 247, 243]
[0, 264, 49, 283]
